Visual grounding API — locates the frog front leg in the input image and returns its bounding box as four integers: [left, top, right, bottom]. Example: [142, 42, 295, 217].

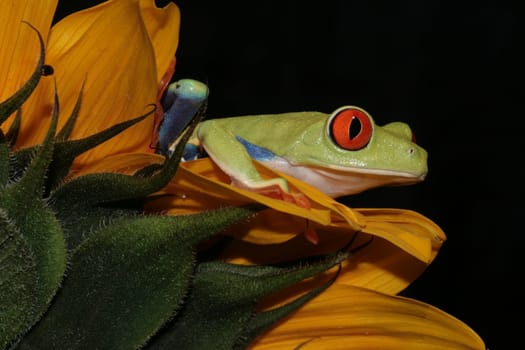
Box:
[197, 120, 291, 196]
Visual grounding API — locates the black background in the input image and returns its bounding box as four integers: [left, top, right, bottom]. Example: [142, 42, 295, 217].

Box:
[56, 1, 521, 349]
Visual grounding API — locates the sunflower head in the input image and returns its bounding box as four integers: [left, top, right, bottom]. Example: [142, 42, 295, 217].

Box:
[0, 1, 485, 349]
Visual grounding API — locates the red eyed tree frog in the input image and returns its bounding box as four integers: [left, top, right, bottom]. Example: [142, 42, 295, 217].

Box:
[157, 79, 428, 199]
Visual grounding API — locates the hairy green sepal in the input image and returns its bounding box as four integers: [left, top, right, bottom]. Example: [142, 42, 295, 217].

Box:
[17, 208, 255, 349]
[148, 253, 346, 350]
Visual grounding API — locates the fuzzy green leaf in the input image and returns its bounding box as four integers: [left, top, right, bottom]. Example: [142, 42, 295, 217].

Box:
[147, 252, 347, 350]
[49, 106, 155, 188]
[236, 273, 337, 349]
[0, 194, 66, 322]
[13, 89, 58, 199]
[5, 109, 21, 146]
[11, 106, 154, 191]
[56, 82, 84, 142]
[59, 201, 145, 250]
[0, 210, 38, 349]
[0, 23, 46, 124]
[17, 206, 256, 350]
[0, 92, 66, 332]
[0, 131, 9, 185]
[50, 168, 179, 250]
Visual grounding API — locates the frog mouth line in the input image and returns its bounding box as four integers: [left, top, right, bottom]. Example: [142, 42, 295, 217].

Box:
[289, 158, 428, 181]
[264, 157, 427, 198]
[320, 164, 427, 180]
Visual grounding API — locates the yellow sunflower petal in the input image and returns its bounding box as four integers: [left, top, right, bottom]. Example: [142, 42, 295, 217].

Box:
[222, 226, 434, 295]
[0, 0, 57, 104]
[356, 208, 446, 263]
[139, 0, 181, 83]
[221, 206, 443, 263]
[252, 284, 485, 350]
[72, 151, 164, 176]
[337, 237, 434, 295]
[19, 0, 160, 169]
[358, 208, 447, 245]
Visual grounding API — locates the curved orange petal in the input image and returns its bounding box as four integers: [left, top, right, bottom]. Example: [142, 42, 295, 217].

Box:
[354, 208, 446, 263]
[72, 151, 163, 175]
[221, 214, 441, 296]
[252, 284, 485, 350]
[223, 230, 435, 296]
[220, 207, 442, 263]
[218, 206, 445, 262]
[0, 0, 57, 107]
[139, 0, 181, 83]
[336, 237, 435, 295]
[357, 208, 446, 262]
[19, 0, 159, 169]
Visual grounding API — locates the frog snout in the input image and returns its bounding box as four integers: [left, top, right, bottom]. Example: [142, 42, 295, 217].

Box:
[409, 145, 428, 178]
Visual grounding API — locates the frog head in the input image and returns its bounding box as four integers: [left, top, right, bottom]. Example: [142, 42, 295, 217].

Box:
[278, 106, 428, 197]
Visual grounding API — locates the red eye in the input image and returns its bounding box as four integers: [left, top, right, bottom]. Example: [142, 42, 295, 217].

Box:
[328, 107, 373, 150]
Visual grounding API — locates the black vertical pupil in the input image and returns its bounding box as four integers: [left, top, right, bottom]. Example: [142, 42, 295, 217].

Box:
[349, 115, 362, 140]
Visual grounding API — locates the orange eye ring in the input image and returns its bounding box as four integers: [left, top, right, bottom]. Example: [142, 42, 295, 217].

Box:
[328, 107, 373, 150]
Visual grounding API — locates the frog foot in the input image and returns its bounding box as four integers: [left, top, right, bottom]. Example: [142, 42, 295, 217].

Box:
[233, 178, 311, 209]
